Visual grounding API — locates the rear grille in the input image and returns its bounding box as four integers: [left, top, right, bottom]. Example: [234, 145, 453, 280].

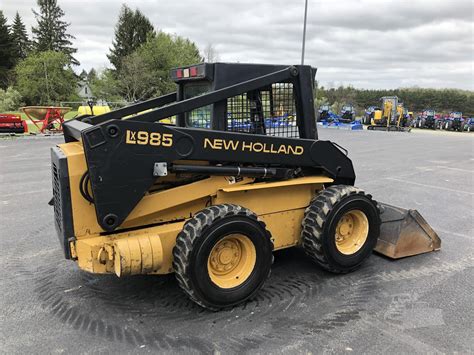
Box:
[52, 162, 62, 234]
[51, 147, 74, 259]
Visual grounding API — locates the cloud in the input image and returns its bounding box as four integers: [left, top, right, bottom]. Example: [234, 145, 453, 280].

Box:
[2, 0, 473, 89]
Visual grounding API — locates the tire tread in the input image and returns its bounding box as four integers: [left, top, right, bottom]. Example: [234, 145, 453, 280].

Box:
[172, 204, 273, 310]
[301, 185, 378, 274]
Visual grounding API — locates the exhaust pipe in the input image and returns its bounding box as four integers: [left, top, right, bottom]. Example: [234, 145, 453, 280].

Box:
[375, 203, 441, 259]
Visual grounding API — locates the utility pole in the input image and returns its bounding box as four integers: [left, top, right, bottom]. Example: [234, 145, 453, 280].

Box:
[301, 0, 309, 65]
[43, 61, 51, 103]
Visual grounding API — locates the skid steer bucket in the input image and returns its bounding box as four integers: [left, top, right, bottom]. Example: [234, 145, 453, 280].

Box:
[374, 203, 441, 259]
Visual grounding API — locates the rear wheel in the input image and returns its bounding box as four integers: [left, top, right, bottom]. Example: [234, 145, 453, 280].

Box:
[173, 204, 273, 310]
[302, 185, 380, 273]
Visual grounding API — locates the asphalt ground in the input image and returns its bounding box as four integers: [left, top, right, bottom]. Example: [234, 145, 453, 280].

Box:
[1, 129, 473, 354]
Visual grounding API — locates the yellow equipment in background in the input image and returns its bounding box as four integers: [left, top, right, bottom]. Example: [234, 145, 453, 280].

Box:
[368, 96, 411, 132]
[77, 103, 111, 116]
[372, 108, 383, 124]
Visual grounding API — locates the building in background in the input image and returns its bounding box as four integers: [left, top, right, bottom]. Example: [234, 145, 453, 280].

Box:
[77, 80, 92, 99]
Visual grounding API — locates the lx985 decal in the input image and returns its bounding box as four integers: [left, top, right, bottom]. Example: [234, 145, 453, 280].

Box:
[125, 130, 173, 147]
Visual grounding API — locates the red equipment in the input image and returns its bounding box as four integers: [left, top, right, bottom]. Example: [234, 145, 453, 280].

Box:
[0, 113, 28, 134]
[21, 106, 71, 133]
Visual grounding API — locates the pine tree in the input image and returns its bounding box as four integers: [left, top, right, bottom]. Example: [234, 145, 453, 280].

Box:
[11, 12, 31, 60]
[87, 68, 97, 82]
[32, 0, 79, 65]
[107, 4, 155, 71]
[0, 11, 15, 89]
[79, 69, 88, 80]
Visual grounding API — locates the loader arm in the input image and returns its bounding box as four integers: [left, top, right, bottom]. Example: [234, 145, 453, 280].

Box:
[66, 119, 354, 232]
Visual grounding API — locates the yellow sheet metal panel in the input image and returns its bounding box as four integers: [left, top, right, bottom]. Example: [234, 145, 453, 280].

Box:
[260, 209, 306, 249]
[124, 199, 208, 229]
[215, 182, 324, 216]
[124, 176, 253, 226]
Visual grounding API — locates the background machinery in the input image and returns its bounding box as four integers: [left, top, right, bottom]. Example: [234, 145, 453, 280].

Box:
[443, 112, 464, 132]
[21, 106, 71, 133]
[317, 104, 331, 121]
[367, 96, 410, 132]
[417, 109, 436, 129]
[407, 110, 414, 125]
[362, 106, 380, 125]
[77, 100, 112, 117]
[317, 103, 362, 130]
[51, 63, 440, 310]
[0, 113, 28, 134]
[463, 118, 474, 132]
[340, 104, 355, 123]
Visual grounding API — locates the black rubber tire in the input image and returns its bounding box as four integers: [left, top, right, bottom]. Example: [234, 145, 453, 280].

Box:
[301, 185, 381, 274]
[172, 204, 274, 310]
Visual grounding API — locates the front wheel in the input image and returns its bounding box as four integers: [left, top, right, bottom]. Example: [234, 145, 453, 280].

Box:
[173, 204, 273, 310]
[302, 185, 380, 273]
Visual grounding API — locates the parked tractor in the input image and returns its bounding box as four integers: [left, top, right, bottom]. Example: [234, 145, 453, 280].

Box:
[318, 104, 331, 122]
[362, 106, 379, 125]
[444, 112, 464, 132]
[339, 104, 355, 123]
[417, 109, 436, 129]
[463, 118, 474, 132]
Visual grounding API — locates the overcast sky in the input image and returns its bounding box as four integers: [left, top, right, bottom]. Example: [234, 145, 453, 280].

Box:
[2, 0, 473, 89]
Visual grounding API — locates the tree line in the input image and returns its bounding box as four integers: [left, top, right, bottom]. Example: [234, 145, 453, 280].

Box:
[316, 85, 474, 117]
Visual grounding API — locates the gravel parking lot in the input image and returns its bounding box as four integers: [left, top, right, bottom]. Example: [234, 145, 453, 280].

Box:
[1, 129, 473, 354]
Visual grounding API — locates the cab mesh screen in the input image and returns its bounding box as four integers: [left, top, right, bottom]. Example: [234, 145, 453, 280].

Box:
[226, 83, 299, 138]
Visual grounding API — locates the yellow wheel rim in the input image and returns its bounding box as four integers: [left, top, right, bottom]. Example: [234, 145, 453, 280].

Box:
[207, 234, 256, 289]
[335, 210, 369, 255]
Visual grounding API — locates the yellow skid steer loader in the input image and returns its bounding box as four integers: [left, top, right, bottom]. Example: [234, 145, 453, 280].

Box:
[51, 63, 440, 310]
